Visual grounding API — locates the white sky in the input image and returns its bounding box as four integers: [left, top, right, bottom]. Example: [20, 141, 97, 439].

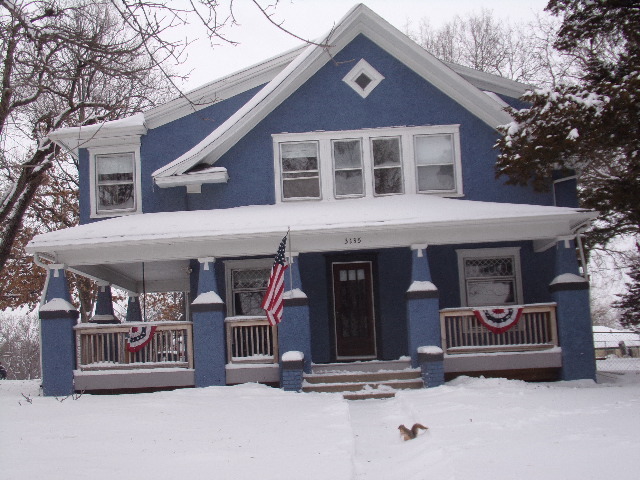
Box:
[177, 0, 551, 91]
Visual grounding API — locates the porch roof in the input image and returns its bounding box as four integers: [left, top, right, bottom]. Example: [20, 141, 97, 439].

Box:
[26, 195, 596, 293]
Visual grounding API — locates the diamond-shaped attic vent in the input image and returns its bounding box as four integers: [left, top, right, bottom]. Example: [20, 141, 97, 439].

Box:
[355, 73, 372, 90]
[342, 59, 384, 98]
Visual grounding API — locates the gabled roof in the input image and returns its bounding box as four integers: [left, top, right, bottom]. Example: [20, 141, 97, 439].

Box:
[151, 3, 519, 179]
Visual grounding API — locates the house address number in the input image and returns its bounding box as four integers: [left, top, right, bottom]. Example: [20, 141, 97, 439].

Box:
[345, 237, 362, 245]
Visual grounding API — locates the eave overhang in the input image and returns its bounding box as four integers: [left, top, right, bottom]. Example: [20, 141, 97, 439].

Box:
[27, 195, 597, 280]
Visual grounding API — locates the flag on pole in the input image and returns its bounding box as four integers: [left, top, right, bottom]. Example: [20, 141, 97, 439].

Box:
[261, 234, 289, 326]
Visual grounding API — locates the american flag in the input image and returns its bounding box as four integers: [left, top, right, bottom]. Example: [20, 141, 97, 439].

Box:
[261, 234, 289, 326]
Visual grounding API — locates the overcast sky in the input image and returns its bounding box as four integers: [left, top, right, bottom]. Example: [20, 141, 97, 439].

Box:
[177, 0, 551, 90]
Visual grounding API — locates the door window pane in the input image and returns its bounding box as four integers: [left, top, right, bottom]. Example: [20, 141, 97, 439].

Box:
[371, 137, 403, 195]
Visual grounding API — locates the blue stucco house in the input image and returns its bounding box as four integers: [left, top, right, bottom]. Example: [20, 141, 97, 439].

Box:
[28, 4, 597, 398]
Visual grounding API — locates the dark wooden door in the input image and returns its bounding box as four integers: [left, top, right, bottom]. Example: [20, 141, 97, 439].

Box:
[332, 262, 377, 359]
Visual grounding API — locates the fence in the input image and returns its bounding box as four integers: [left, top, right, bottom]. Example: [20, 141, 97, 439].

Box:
[594, 329, 640, 373]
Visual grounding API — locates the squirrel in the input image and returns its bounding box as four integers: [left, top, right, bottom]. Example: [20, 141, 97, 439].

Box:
[398, 423, 428, 441]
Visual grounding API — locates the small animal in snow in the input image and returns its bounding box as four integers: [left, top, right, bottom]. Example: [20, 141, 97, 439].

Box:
[398, 423, 428, 440]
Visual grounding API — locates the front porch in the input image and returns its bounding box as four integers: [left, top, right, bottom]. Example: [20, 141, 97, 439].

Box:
[28, 195, 597, 395]
[69, 303, 562, 393]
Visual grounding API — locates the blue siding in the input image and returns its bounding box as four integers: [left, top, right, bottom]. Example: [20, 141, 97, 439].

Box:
[187, 34, 554, 209]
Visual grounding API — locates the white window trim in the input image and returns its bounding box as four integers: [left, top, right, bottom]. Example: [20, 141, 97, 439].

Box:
[342, 59, 385, 98]
[273, 125, 463, 203]
[456, 247, 523, 307]
[223, 258, 273, 318]
[88, 143, 142, 218]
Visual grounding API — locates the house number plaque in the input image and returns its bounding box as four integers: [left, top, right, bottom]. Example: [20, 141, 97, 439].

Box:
[344, 237, 362, 245]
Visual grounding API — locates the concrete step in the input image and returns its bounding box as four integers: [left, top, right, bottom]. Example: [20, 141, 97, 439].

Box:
[304, 369, 422, 385]
[302, 378, 423, 393]
[304, 359, 423, 399]
[310, 358, 412, 375]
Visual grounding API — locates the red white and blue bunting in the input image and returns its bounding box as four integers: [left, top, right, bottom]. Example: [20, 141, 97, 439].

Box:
[126, 326, 157, 353]
[472, 307, 523, 334]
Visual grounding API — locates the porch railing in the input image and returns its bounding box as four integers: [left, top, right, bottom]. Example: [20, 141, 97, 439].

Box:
[74, 321, 193, 370]
[225, 316, 278, 364]
[440, 303, 558, 354]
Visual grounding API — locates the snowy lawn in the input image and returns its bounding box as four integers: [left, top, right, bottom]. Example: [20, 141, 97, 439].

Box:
[2, 373, 640, 480]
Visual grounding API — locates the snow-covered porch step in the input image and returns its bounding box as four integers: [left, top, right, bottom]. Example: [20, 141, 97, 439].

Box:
[303, 359, 423, 399]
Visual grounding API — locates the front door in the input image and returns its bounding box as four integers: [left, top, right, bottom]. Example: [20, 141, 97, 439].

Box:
[332, 261, 377, 360]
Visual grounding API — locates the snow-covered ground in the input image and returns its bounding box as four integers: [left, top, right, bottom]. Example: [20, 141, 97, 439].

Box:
[2, 374, 640, 480]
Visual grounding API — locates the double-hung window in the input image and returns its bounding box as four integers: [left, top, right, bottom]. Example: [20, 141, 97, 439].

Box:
[371, 136, 403, 195]
[225, 260, 273, 316]
[95, 153, 136, 213]
[414, 134, 456, 192]
[457, 248, 523, 307]
[333, 139, 364, 197]
[280, 141, 320, 200]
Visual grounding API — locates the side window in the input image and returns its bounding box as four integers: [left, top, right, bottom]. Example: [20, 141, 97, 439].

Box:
[332, 139, 364, 197]
[414, 134, 456, 192]
[371, 136, 403, 195]
[457, 248, 522, 307]
[280, 141, 320, 200]
[95, 153, 136, 213]
[229, 267, 271, 316]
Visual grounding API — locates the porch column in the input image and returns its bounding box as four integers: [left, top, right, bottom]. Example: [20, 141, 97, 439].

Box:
[125, 294, 143, 322]
[39, 264, 79, 396]
[279, 253, 312, 374]
[406, 245, 441, 369]
[191, 257, 226, 387]
[549, 238, 596, 381]
[91, 281, 118, 324]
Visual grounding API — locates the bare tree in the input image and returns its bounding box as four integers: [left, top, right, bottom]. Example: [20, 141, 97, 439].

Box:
[404, 8, 581, 87]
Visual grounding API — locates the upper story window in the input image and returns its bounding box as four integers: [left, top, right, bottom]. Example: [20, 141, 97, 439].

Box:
[273, 125, 462, 202]
[95, 153, 136, 212]
[372, 136, 403, 195]
[342, 59, 385, 98]
[332, 139, 363, 197]
[89, 144, 142, 218]
[456, 247, 523, 307]
[280, 141, 320, 199]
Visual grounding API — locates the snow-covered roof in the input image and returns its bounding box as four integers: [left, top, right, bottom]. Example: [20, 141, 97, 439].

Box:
[27, 195, 595, 269]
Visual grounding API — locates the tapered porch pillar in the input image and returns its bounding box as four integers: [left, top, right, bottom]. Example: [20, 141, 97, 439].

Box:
[279, 253, 312, 374]
[39, 264, 79, 396]
[125, 294, 143, 322]
[406, 245, 441, 370]
[550, 238, 595, 381]
[91, 281, 118, 324]
[191, 257, 226, 387]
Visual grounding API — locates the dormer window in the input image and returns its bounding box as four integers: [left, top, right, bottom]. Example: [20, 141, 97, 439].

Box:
[89, 144, 142, 218]
[96, 153, 136, 212]
[342, 59, 384, 98]
[273, 125, 462, 202]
